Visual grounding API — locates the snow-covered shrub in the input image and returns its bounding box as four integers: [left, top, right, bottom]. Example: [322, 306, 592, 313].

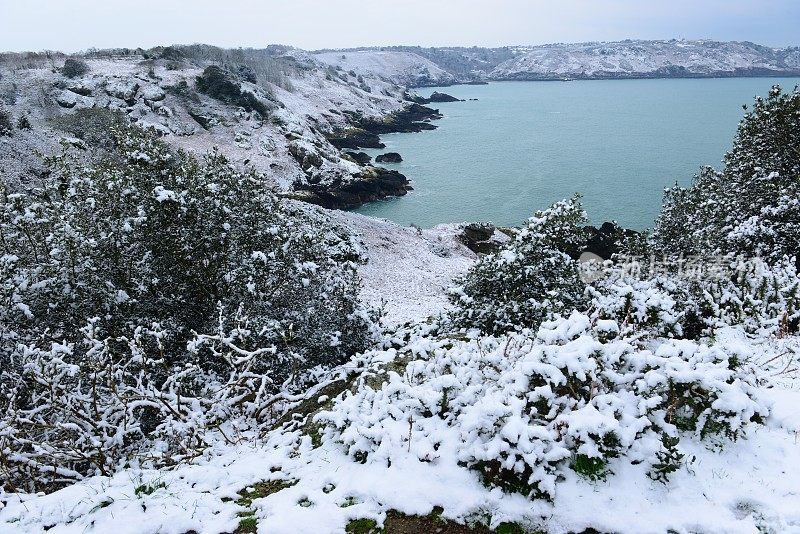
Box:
[652, 86, 800, 264]
[450, 195, 588, 334]
[587, 256, 800, 339]
[314, 313, 769, 501]
[61, 57, 89, 78]
[196, 65, 270, 117]
[0, 121, 370, 490]
[0, 106, 12, 136]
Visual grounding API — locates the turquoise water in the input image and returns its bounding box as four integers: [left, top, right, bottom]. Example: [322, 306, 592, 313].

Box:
[355, 78, 800, 230]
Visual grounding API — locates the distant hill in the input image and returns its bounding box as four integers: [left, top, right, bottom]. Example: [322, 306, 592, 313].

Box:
[312, 40, 800, 86]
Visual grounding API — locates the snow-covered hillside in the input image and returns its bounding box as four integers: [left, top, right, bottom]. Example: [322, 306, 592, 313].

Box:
[313, 50, 457, 87]
[491, 40, 800, 80]
[0, 50, 411, 197]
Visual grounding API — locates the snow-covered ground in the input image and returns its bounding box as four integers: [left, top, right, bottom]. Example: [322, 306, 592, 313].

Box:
[492, 40, 800, 79]
[2, 322, 798, 534]
[313, 50, 456, 87]
[331, 211, 476, 324]
[0, 54, 407, 192]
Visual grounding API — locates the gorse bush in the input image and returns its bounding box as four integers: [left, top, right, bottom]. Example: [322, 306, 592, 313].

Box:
[0, 106, 12, 136]
[315, 313, 769, 501]
[652, 86, 800, 264]
[61, 57, 90, 78]
[196, 65, 271, 117]
[587, 256, 800, 339]
[0, 121, 371, 490]
[450, 195, 588, 334]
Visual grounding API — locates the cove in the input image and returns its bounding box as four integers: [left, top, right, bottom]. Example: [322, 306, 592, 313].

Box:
[354, 78, 800, 230]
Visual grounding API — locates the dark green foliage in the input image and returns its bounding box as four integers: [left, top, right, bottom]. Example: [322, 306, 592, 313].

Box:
[196, 65, 269, 117]
[346, 518, 380, 533]
[472, 460, 548, 499]
[0, 122, 371, 489]
[648, 433, 684, 483]
[570, 454, 608, 480]
[165, 79, 201, 103]
[51, 107, 127, 147]
[16, 114, 31, 130]
[4, 121, 367, 380]
[61, 57, 90, 78]
[652, 86, 800, 264]
[450, 195, 588, 334]
[0, 106, 12, 136]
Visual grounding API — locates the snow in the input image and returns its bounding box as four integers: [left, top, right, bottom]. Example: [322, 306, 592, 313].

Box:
[493, 40, 800, 79]
[329, 210, 476, 325]
[3, 315, 799, 533]
[313, 50, 456, 87]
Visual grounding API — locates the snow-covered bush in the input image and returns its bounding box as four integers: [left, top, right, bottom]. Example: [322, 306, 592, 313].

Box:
[450, 195, 588, 334]
[0, 121, 370, 490]
[0, 106, 12, 136]
[587, 256, 800, 339]
[196, 65, 270, 117]
[314, 313, 769, 501]
[61, 57, 89, 78]
[652, 86, 800, 264]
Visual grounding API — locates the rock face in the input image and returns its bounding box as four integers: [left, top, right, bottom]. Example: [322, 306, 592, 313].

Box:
[409, 91, 463, 104]
[327, 103, 442, 150]
[459, 222, 503, 254]
[296, 166, 412, 210]
[572, 222, 639, 260]
[375, 152, 402, 163]
[344, 151, 371, 165]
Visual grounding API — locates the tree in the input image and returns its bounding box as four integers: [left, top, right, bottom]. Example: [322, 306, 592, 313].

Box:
[652, 86, 800, 264]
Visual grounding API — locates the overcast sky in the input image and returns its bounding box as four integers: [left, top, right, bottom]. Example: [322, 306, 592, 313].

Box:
[1, 0, 798, 53]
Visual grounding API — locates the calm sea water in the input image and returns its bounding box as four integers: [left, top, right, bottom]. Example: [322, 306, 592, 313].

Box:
[355, 78, 800, 230]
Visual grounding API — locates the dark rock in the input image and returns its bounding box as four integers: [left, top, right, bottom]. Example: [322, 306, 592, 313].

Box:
[459, 222, 500, 254]
[327, 103, 441, 150]
[567, 222, 639, 260]
[427, 91, 462, 103]
[296, 166, 412, 210]
[327, 128, 384, 150]
[375, 152, 402, 163]
[406, 91, 463, 104]
[344, 151, 371, 165]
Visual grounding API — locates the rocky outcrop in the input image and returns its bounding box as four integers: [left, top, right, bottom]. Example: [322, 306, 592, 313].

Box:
[327, 103, 442, 150]
[408, 91, 463, 104]
[294, 166, 412, 210]
[375, 152, 402, 163]
[561, 222, 640, 260]
[459, 223, 499, 254]
[344, 151, 371, 165]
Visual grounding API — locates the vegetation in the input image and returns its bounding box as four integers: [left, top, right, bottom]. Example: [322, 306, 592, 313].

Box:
[0, 106, 12, 136]
[450, 195, 587, 334]
[0, 121, 371, 491]
[196, 65, 271, 117]
[652, 86, 800, 264]
[61, 57, 90, 78]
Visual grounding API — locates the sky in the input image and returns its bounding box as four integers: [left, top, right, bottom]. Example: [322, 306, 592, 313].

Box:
[0, 0, 798, 53]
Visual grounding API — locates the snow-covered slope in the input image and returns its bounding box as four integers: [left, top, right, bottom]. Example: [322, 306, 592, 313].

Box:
[492, 40, 800, 80]
[313, 50, 457, 87]
[0, 53, 408, 193]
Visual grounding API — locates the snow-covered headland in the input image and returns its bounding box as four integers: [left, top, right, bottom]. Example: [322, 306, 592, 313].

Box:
[1, 45, 800, 534]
